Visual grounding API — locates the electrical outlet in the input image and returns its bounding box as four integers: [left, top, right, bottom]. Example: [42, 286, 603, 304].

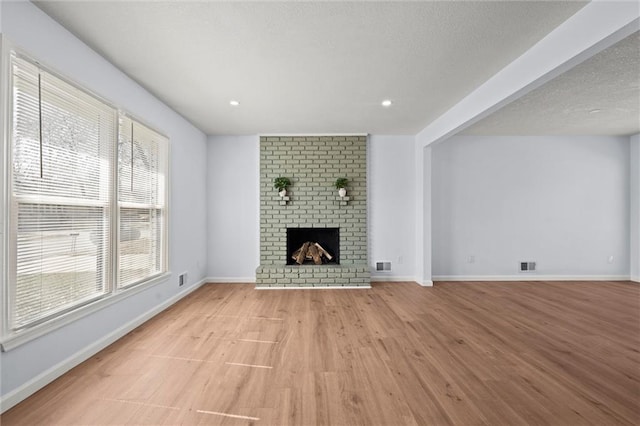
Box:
[467, 255, 475, 264]
[178, 272, 187, 286]
[608, 256, 614, 264]
[397, 255, 403, 265]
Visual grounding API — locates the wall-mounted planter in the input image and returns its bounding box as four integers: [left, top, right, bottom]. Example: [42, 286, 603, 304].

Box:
[334, 178, 348, 201]
[274, 177, 291, 204]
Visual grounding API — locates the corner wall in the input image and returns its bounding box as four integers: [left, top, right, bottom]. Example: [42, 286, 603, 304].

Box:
[206, 135, 260, 281]
[368, 135, 417, 281]
[432, 135, 630, 280]
[1, 1, 208, 408]
[631, 133, 640, 282]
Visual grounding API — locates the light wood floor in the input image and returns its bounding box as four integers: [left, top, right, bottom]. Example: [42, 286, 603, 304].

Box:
[2, 281, 639, 425]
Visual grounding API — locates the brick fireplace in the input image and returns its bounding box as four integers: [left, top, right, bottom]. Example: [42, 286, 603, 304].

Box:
[256, 135, 370, 288]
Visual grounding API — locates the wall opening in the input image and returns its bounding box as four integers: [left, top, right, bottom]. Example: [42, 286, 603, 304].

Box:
[287, 227, 339, 265]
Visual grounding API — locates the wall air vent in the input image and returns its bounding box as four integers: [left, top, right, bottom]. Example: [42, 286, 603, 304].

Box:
[519, 262, 536, 272]
[376, 262, 392, 271]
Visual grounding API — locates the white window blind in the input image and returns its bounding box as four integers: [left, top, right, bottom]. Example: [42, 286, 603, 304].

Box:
[117, 116, 168, 288]
[10, 53, 116, 330]
[5, 49, 170, 344]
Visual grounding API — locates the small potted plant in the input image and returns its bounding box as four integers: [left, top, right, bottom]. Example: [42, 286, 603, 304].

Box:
[274, 177, 291, 197]
[334, 177, 348, 197]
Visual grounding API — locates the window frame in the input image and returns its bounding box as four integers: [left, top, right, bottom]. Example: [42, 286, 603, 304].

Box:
[117, 113, 169, 290]
[0, 40, 171, 352]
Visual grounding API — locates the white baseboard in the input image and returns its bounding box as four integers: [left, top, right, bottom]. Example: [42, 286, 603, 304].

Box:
[255, 285, 371, 290]
[370, 276, 436, 287]
[631, 276, 640, 283]
[0, 279, 206, 414]
[370, 275, 417, 282]
[410, 278, 434, 287]
[205, 277, 256, 283]
[432, 275, 631, 282]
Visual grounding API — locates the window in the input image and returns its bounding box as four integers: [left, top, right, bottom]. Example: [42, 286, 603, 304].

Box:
[117, 116, 168, 288]
[3, 50, 168, 345]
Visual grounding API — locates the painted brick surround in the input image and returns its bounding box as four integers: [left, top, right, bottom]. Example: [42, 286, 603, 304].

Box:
[256, 135, 370, 287]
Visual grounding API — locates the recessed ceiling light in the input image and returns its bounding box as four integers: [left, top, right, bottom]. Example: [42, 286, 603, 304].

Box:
[381, 100, 392, 107]
[230, 100, 240, 106]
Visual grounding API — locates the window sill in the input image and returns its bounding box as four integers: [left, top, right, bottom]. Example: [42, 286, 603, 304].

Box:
[0, 272, 171, 352]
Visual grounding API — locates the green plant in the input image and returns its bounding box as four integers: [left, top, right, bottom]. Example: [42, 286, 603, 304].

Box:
[334, 177, 348, 189]
[274, 177, 291, 191]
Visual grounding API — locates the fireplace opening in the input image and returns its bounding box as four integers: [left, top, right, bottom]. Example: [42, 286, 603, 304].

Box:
[287, 227, 339, 265]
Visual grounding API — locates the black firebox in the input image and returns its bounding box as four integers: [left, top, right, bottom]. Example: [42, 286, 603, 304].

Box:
[286, 227, 339, 265]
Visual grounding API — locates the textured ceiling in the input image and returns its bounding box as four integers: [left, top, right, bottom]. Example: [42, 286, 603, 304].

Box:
[34, 1, 589, 135]
[463, 31, 640, 137]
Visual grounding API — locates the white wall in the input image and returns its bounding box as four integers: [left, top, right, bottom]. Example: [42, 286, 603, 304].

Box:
[422, 146, 433, 285]
[204, 135, 418, 282]
[432, 135, 630, 279]
[631, 133, 640, 282]
[206, 135, 260, 281]
[413, 143, 434, 286]
[1, 0, 208, 406]
[368, 135, 416, 280]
